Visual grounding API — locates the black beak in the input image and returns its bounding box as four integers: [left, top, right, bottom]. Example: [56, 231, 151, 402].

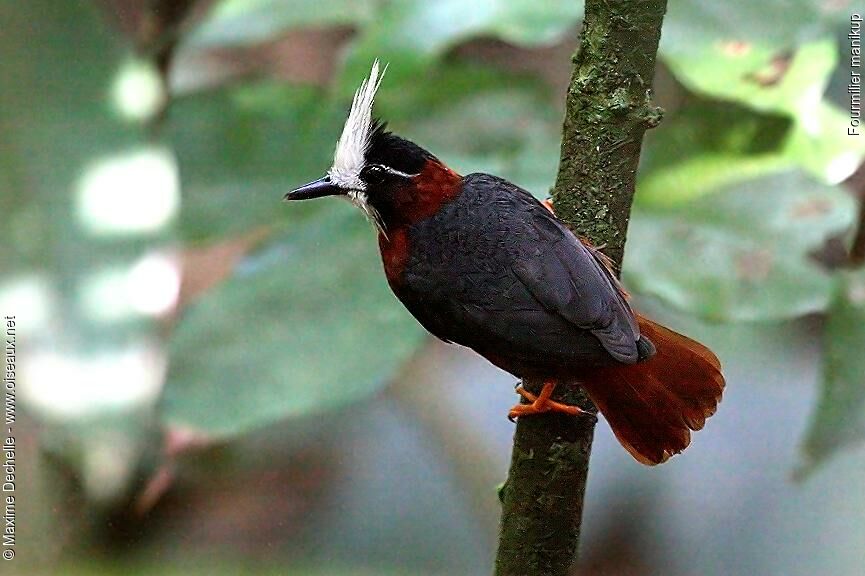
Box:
[283, 176, 343, 201]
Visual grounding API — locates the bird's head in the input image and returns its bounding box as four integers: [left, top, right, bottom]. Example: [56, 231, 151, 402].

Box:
[284, 61, 461, 233]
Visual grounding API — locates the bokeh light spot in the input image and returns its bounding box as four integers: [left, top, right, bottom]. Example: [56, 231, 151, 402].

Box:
[112, 58, 165, 122]
[76, 148, 179, 235]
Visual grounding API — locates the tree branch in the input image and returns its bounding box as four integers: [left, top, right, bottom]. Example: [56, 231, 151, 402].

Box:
[850, 197, 865, 266]
[494, 2, 668, 575]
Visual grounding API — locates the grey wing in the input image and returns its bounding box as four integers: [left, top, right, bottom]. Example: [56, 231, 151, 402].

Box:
[500, 183, 641, 363]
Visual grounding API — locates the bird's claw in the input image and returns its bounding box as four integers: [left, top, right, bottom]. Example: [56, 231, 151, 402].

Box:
[507, 382, 592, 421]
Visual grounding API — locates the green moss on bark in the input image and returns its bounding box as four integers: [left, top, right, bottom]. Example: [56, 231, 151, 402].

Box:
[495, 2, 667, 575]
[552, 0, 665, 268]
[496, 388, 597, 575]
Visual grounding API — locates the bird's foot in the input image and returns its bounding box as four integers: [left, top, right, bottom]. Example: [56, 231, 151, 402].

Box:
[508, 381, 590, 421]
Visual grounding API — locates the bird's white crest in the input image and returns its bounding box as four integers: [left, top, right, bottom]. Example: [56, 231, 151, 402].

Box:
[327, 60, 388, 233]
[328, 59, 386, 193]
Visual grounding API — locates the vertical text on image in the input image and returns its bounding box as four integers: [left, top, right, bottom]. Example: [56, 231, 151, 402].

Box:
[850, 13, 861, 135]
[3, 315, 15, 561]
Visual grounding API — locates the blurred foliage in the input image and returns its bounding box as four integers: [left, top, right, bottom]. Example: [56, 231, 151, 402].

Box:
[1, 0, 172, 518]
[3, 0, 865, 529]
[625, 172, 855, 322]
[191, 0, 585, 70]
[635, 100, 794, 206]
[661, 0, 848, 51]
[164, 204, 425, 436]
[63, 563, 425, 576]
[166, 83, 341, 239]
[188, 0, 376, 47]
[160, 63, 559, 434]
[663, 40, 864, 181]
[335, 0, 584, 91]
[801, 269, 865, 473]
[0, 1, 152, 272]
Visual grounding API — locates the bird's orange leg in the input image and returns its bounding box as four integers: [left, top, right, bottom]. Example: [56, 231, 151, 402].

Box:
[508, 381, 590, 420]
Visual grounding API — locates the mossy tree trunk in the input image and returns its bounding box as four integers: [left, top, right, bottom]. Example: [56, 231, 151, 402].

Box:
[494, 1, 668, 575]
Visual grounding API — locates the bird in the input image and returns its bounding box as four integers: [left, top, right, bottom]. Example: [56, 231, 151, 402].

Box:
[283, 61, 724, 465]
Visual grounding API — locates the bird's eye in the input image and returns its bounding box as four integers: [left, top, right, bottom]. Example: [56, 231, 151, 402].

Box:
[362, 164, 387, 182]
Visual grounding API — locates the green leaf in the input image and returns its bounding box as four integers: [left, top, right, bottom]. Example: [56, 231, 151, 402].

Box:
[0, 1, 148, 272]
[162, 203, 425, 437]
[637, 154, 790, 208]
[662, 1, 847, 55]
[347, 61, 561, 196]
[0, 0, 177, 502]
[781, 102, 865, 183]
[161, 64, 558, 438]
[166, 82, 344, 241]
[167, 63, 559, 240]
[662, 39, 865, 183]
[337, 0, 582, 95]
[664, 40, 835, 116]
[192, 0, 582, 53]
[377, 0, 584, 54]
[636, 100, 793, 207]
[0, 0, 172, 340]
[187, 0, 375, 47]
[624, 172, 855, 322]
[800, 270, 865, 474]
[404, 87, 561, 196]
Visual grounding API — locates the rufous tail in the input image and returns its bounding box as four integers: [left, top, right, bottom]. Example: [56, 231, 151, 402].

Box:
[581, 315, 724, 465]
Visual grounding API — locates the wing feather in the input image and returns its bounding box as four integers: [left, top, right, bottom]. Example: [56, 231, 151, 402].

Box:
[496, 179, 640, 363]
